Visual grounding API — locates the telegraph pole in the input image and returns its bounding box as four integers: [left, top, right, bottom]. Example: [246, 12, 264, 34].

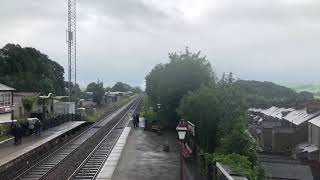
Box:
[67, 0, 77, 102]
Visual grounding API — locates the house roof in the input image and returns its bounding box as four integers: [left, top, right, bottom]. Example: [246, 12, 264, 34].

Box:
[0, 83, 15, 91]
[259, 153, 314, 180]
[304, 144, 319, 153]
[309, 116, 320, 128]
[262, 162, 314, 180]
[283, 108, 320, 126]
[261, 106, 294, 119]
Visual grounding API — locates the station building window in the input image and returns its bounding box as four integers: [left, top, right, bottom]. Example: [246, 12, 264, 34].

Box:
[0, 92, 11, 106]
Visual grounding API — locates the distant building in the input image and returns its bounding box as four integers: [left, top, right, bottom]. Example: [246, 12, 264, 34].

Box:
[105, 91, 127, 103]
[294, 116, 320, 161]
[84, 92, 94, 101]
[249, 107, 294, 151]
[0, 83, 15, 124]
[272, 108, 320, 153]
[54, 102, 75, 115]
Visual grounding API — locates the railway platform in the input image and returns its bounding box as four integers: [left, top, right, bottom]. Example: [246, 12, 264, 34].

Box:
[0, 121, 87, 178]
[97, 118, 204, 180]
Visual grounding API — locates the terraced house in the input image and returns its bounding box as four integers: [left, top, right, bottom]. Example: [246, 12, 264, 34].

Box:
[0, 83, 15, 124]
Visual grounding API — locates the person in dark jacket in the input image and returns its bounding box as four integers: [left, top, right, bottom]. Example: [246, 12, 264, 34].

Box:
[34, 120, 42, 136]
[132, 113, 137, 128]
[136, 113, 140, 127]
[16, 125, 23, 145]
[11, 122, 18, 145]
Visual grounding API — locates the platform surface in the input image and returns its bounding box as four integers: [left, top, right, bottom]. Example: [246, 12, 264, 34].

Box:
[0, 121, 86, 167]
[111, 118, 205, 180]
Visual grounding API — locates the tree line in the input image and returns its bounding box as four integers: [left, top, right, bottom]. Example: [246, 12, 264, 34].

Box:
[85, 81, 142, 106]
[0, 43, 141, 101]
[235, 80, 314, 108]
[145, 47, 263, 179]
[0, 44, 65, 95]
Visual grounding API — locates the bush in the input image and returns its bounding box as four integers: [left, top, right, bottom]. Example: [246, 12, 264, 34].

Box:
[0, 124, 10, 136]
[210, 153, 254, 179]
[178, 74, 247, 153]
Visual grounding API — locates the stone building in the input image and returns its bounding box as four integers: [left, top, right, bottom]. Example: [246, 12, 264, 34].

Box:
[12, 92, 41, 118]
[272, 108, 320, 153]
[0, 83, 15, 124]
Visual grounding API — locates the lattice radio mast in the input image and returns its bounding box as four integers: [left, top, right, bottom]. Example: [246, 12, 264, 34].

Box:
[67, 0, 76, 101]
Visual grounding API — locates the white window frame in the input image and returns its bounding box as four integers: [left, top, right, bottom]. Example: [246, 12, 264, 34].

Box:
[4, 92, 11, 106]
[0, 92, 4, 106]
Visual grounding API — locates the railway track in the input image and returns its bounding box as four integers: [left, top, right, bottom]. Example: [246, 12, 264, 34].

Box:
[14, 95, 142, 180]
[68, 96, 141, 180]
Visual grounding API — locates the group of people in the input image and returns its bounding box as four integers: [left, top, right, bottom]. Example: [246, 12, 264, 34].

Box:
[29, 119, 42, 136]
[132, 113, 140, 128]
[10, 119, 42, 146]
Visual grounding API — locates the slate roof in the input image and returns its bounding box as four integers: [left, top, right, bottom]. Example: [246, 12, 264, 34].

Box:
[261, 106, 294, 119]
[309, 115, 320, 128]
[259, 153, 314, 180]
[283, 108, 320, 126]
[262, 162, 314, 180]
[0, 83, 15, 91]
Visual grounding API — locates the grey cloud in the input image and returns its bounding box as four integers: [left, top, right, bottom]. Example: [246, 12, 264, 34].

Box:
[1, 0, 320, 87]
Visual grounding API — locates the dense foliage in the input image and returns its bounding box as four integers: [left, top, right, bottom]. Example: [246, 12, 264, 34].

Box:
[210, 153, 256, 179]
[86, 81, 105, 106]
[145, 48, 263, 179]
[111, 81, 142, 93]
[235, 80, 314, 107]
[22, 97, 35, 116]
[178, 78, 262, 179]
[111, 82, 132, 92]
[145, 48, 214, 125]
[0, 44, 65, 94]
[178, 74, 247, 153]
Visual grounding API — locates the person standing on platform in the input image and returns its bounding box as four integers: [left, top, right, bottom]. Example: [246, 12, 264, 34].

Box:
[136, 113, 140, 127]
[16, 124, 22, 145]
[132, 113, 137, 128]
[11, 122, 18, 145]
[35, 119, 42, 136]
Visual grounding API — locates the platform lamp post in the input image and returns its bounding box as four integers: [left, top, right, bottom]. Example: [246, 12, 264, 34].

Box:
[176, 119, 187, 180]
[156, 103, 161, 122]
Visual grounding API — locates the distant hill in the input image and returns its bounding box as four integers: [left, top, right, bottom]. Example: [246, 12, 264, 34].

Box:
[0, 44, 65, 95]
[285, 84, 320, 94]
[235, 80, 314, 107]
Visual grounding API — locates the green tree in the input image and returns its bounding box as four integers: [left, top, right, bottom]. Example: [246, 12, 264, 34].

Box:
[131, 86, 142, 93]
[22, 97, 35, 117]
[178, 85, 220, 152]
[178, 73, 247, 152]
[0, 44, 65, 95]
[146, 47, 215, 125]
[86, 81, 105, 106]
[111, 82, 132, 92]
[217, 122, 257, 166]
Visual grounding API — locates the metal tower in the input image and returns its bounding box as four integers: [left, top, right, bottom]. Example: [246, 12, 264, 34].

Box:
[67, 0, 76, 101]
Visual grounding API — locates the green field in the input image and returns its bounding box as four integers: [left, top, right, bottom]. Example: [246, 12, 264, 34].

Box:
[284, 84, 320, 98]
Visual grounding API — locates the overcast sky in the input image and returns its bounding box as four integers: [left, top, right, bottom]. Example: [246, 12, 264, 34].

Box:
[1, 0, 320, 88]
